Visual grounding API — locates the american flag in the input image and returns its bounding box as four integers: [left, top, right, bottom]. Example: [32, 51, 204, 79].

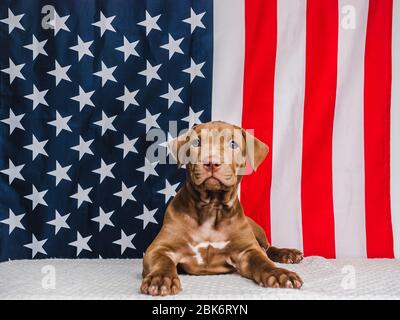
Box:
[0, 0, 399, 262]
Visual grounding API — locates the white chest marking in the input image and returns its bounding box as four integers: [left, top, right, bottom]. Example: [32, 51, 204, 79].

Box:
[188, 241, 230, 265]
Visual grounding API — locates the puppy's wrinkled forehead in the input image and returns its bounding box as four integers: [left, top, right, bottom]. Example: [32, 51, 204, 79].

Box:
[192, 122, 243, 145]
[170, 120, 269, 172]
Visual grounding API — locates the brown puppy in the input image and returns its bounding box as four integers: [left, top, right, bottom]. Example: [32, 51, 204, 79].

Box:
[141, 121, 303, 296]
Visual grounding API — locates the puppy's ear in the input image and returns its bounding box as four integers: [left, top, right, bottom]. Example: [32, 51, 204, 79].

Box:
[243, 130, 269, 171]
[168, 129, 194, 166]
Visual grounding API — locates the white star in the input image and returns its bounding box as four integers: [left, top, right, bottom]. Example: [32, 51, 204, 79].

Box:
[47, 161, 71, 186]
[183, 58, 205, 83]
[46, 210, 70, 235]
[160, 34, 184, 59]
[113, 230, 136, 254]
[1, 58, 25, 84]
[182, 107, 204, 128]
[183, 8, 205, 33]
[1, 109, 25, 134]
[47, 111, 72, 136]
[24, 185, 48, 210]
[92, 159, 116, 183]
[116, 86, 139, 110]
[47, 61, 71, 86]
[23, 135, 48, 160]
[71, 136, 94, 160]
[48, 10, 70, 35]
[71, 86, 95, 111]
[114, 182, 136, 206]
[91, 207, 114, 232]
[0, 209, 25, 234]
[24, 235, 47, 258]
[94, 111, 117, 135]
[69, 35, 93, 61]
[115, 134, 138, 158]
[160, 84, 183, 108]
[157, 180, 180, 204]
[138, 60, 161, 85]
[137, 11, 161, 36]
[0, 159, 25, 184]
[24, 35, 47, 60]
[138, 109, 161, 132]
[0, 9, 24, 33]
[137, 158, 159, 181]
[69, 231, 92, 256]
[94, 62, 117, 87]
[116, 36, 139, 62]
[135, 205, 158, 229]
[24, 85, 48, 110]
[92, 12, 116, 36]
[70, 184, 92, 208]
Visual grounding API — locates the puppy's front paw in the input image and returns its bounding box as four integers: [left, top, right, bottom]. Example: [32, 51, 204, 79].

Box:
[140, 273, 182, 296]
[267, 247, 303, 264]
[259, 268, 303, 289]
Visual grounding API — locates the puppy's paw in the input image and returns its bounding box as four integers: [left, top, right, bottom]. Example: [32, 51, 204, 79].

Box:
[259, 268, 303, 289]
[267, 247, 303, 264]
[140, 273, 182, 296]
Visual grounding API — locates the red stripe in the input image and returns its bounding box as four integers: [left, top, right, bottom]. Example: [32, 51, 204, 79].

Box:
[301, 0, 337, 258]
[364, 0, 394, 258]
[241, 0, 277, 242]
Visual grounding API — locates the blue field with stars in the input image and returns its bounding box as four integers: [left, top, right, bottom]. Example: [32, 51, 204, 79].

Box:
[0, 0, 213, 261]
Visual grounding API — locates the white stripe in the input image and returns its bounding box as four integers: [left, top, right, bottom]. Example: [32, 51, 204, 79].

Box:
[270, 0, 306, 250]
[391, 0, 400, 258]
[332, 0, 369, 258]
[212, 0, 244, 126]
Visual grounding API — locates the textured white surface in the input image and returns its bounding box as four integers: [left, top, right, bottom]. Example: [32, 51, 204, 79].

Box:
[0, 257, 399, 300]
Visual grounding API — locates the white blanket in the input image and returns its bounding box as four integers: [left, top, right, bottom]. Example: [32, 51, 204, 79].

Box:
[0, 257, 399, 300]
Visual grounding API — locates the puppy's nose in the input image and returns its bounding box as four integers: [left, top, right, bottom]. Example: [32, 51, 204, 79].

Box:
[203, 162, 221, 172]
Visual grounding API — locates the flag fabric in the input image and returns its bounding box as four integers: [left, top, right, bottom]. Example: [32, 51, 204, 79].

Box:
[0, 0, 399, 262]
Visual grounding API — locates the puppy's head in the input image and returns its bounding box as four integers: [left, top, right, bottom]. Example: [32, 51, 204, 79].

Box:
[169, 121, 269, 192]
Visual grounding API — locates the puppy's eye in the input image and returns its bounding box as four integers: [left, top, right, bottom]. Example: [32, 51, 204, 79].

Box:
[192, 138, 201, 148]
[230, 140, 239, 149]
